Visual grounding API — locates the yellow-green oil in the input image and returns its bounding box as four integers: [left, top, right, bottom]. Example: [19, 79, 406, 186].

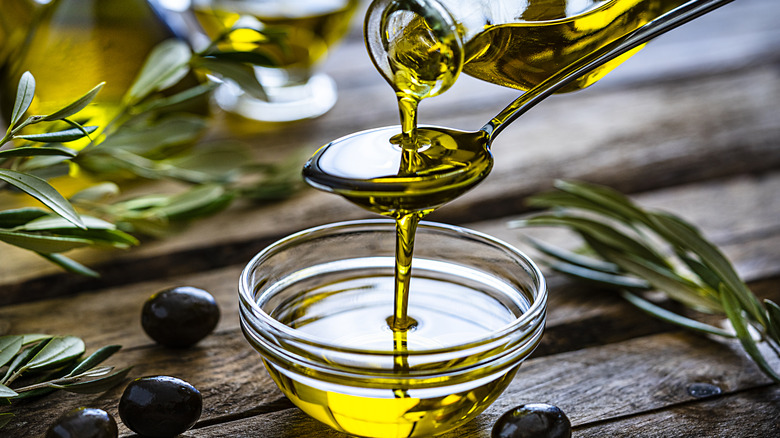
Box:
[260, 272, 527, 437]
[462, 0, 689, 92]
[193, 0, 358, 77]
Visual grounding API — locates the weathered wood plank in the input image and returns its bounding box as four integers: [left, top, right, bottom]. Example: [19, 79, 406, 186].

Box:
[159, 330, 780, 438]
[574, 385, 780, 437]
[2, 172, 779, 346]
[1, 0, 778, 298]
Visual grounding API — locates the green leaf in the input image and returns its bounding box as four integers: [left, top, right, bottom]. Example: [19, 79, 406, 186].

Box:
[23, 225, 139, 249]
[0, 229, 93, 253]
[765, 299, 780, 344]
[155, 184, 234, 221]
[0, 208, 49, 228]
[721, 286, 780, 382]
[37, 253, 99, 277]
[621, 291, 734, 337]
[125, 39, 191, 104]
[0, 169, 85, 229]
[16, 125, 98, 143]
[97, 115, 206, 156]
[195, 58, 267, 100]
[22, 334, 52, 345]
[43, 82, 105, 121]
[0, 336, 23, 368]
[1, 338, 50, 383]
[66, 345, 121, 377]
[597, 246, 721, 312]
[69, 182, 120, 202]
[546, 258, 651, 290]
[19, 215, 116, 231]
[10, 71, 35, 127]
[134, 82, 218, 113]
[518, 234, 624, 274]
[519, 215, 670, 268]
[0, 146, 77, 159]
[553, 179, 652, 226]
[26, 336, 85, 371]
[53, 366, 132, 394]
[650, 212, 765, 325]
[0, 384, 17, 398]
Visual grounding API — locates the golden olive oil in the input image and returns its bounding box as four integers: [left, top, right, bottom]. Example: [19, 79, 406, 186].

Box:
[193, 0, 358, 80]
[462, 0, 689, 91]
[262, 270, 529, 437]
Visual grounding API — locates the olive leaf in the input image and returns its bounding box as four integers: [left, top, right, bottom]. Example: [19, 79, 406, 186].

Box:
[0, 146, 77, 159]
[0, 384, 18, 398]
[53, 366, 132, 394]
[66, 345, 121, 377]
[766, 300, 780, 345]
[0, 336, 23, 368]
[194, 57, 267, 100]
[0, 229, 94, 253]
[43, 82, 105, 121]
[25, 336, 85, 372]
[124, 39, 192, 104]
[513, 179, 780, 382]
[16, 125, 98, 143]
[0, 335, 129, 426]
[37, 253, 99, 278]
[133, 82, 218, 114]
[621, 290, 733, 338]
[1, 337, 51, 384]
[9, 71, 35, 128]
[0, 208, 49, 228]
[721, 286, 780, 382]
[0, 169, 85, 229]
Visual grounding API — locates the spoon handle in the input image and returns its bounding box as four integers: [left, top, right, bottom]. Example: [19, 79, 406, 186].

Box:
[482, 0, 736, 141]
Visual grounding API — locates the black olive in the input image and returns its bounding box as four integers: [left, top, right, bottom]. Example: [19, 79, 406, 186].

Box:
[492, 403, 571, 438]
[118, 376, 202, 438]
[141, 286, 220, 348]
[45, 407, 118, 438]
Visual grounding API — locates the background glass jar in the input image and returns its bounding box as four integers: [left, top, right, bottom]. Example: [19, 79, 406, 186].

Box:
[239, 219, 547, 437]
[191, 0, 359, 122]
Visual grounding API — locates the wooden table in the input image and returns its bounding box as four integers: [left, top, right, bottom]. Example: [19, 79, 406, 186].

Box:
[1, 0, 779, 436]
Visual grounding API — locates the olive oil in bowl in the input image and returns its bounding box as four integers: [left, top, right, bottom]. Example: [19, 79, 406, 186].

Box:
[239, 220, 547, 438]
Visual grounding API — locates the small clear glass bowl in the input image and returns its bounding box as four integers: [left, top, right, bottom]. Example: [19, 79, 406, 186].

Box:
[239, 219, 547, 437]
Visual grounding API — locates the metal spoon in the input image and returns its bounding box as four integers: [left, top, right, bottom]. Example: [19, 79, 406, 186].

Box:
[303, 0, 735, 211]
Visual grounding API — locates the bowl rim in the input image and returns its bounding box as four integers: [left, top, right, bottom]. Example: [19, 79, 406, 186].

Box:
[238, 218, 547, 356]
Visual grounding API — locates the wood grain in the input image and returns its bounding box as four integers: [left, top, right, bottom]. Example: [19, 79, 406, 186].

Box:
[1, 0, 778, 301]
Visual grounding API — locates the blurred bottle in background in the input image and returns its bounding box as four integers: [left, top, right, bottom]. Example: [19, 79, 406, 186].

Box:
[191, 0, 359, 122]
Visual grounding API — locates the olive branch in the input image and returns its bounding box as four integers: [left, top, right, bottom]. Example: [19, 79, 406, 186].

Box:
[0, 28, 304, 276]
[510, 180, 780, 382]
[0, 335, 130, 429]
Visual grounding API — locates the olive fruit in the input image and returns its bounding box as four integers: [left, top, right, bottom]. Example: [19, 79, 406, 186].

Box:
[118, 376, 202, 438]
[492, 403, 571, 438]
[45, 407, 118, 438]
[141, 286, 220, 348]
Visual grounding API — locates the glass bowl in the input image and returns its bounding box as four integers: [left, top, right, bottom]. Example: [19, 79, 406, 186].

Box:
[239, 219, 546, 437]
